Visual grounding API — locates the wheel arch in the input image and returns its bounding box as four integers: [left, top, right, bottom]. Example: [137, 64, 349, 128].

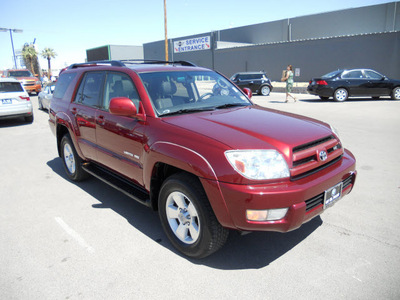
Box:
[145, 142, 234, 228]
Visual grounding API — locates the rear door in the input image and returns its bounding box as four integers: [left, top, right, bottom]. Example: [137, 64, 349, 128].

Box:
[341, 70, 365, 96]
[70, 71, 105, 161]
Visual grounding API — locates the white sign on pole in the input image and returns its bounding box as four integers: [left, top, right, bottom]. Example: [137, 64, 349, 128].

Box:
[174, 36, 211, 53]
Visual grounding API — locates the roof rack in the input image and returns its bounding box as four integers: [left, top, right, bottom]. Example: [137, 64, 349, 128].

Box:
[67, 60, 197, 70]
[68, 60, 125, 69]
[121, 59, 197, 67]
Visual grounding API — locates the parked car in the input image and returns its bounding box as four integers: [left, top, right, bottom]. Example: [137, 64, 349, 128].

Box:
[3, 69, 42, 95]
[38, 83, 56, 110]
[307, 68, 400, 101]
[230, 71, 273, 96]
[0, 78, 33, 123]
[49, 60, 356, 258]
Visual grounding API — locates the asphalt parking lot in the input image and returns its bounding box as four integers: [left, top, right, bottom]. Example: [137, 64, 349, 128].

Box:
[1, 93, 399, 299]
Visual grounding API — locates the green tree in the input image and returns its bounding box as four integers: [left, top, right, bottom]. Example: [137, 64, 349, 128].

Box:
[41, 47, 57, 78]
[21, 44, 38, 74]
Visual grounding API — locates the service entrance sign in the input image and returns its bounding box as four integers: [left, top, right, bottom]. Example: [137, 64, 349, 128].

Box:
[174, 36, 211, 53]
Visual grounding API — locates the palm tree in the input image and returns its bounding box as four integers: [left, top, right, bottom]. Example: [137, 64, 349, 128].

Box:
[22, 44, 38, 74]
[41, 48, 57, 79]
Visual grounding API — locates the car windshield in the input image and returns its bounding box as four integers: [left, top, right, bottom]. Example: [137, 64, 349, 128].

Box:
[139, 71, 251, 116]
[322, 70, 343, 79]
[9, 70, 33, 77]
[0, 82, 24, 93]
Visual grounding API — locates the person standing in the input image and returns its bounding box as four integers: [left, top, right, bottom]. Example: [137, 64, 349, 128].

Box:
[283, 65, 297, 103]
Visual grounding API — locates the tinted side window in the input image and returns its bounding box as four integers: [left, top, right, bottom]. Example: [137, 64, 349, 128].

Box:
[342, 71, 364, 79]
[364, 70, 383, 80]
[75, 72, 105, 107]
[103, 72, 140, 110]
[53, 73, 77, 99]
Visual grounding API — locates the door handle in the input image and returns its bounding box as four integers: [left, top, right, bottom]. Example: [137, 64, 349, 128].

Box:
[97, 115, 105, 126]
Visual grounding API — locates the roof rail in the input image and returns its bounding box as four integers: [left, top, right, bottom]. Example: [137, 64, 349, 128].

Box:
[121, 59, 197, 67]
[68, 60, 125, 69]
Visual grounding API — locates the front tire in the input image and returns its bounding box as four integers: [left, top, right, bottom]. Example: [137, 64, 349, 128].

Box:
[60, 134, 88, 181]
[158, 173, 229, 258]
[334, 88, 348, 102]
[392, 87, 400, 100]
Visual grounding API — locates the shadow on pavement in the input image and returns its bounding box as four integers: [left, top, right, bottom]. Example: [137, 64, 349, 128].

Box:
[47, 157, 322, 270]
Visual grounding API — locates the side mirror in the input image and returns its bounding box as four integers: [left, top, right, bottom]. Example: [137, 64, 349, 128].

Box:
[242, 87, 252, 99]
[109, 97, 146, 121]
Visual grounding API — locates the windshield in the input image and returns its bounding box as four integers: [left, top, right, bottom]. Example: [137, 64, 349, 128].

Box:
[139, 71, 251, 116]
[321, 70, 343, 79]
[9, 70, 33, 77]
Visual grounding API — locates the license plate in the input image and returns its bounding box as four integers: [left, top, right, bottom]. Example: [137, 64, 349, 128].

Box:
[1, 99, 13, 104]
[324, 182, 343, 209]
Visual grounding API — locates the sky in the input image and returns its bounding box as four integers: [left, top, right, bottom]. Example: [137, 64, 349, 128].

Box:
[0, 0, 394, 71]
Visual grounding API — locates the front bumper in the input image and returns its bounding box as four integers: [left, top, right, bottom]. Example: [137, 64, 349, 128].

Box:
[23, 84, 41, 93]
[203, 149, 356, 232]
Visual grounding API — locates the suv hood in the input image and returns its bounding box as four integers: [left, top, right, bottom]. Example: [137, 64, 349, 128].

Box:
[163, 106, 332, 152]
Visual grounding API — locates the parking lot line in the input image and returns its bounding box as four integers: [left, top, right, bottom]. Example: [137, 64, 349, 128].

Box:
[54, 217, 95, 253]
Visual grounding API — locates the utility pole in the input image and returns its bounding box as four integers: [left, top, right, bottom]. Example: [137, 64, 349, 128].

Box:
[164, 0, 168, 61]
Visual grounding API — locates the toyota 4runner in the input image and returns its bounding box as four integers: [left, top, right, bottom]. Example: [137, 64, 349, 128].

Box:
[49, 60, 356, 258]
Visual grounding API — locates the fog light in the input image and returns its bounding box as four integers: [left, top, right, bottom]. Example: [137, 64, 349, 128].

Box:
[246, 208, 288, 222]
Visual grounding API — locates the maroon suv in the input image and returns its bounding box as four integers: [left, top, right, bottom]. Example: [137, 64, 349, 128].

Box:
[49, 60, 356, 258]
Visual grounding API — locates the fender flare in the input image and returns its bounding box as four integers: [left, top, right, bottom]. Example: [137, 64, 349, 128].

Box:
[54, 112, 84, 159]
[144, 141, 234, 228]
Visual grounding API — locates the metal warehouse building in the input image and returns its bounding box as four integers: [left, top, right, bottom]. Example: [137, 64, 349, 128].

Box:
[143, 1, 400, 82]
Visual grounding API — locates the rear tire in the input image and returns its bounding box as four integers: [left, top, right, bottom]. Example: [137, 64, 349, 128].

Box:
[259, 85, 271, 96]
[60, 134, 88, 181]
[25, 115, 34, 123]
[333, 88, 348, 102]
[158, 173, 229, 258]
[392, 87, 400, 100]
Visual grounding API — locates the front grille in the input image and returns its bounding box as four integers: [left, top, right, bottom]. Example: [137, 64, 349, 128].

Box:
[305, 173, 355, 212]
[291, 135, 343, 180]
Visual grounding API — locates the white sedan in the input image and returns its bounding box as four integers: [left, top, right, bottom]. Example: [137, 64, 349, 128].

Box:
[38, 83, 56, 111]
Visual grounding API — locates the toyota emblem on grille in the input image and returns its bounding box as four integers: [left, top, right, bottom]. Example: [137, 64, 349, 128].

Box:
[319, 150, 328, 161]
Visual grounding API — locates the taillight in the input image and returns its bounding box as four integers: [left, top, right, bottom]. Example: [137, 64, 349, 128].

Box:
[19, 96, 30, 101]
[316, 80, 328, 85]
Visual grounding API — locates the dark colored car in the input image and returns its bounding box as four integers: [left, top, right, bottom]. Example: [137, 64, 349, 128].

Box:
[307, 69, 400, 102]
[49, 60, 356, 258]
[230, 71, 273, 96]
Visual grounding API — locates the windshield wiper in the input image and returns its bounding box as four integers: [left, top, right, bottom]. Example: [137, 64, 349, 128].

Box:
[214, 103, 249, 109]
[159, 107, 215, 117]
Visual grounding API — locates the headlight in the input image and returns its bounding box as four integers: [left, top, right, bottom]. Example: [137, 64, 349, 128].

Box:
[225, 150, 290, 180]
[330, 124, 340, 138]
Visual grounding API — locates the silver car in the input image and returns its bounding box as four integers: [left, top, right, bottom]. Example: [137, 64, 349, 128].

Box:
[38, 83, 55, 111]
[0, 78, 33, 123]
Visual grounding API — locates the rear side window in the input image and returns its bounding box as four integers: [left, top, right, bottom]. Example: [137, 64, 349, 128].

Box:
[0, 82, 24, 92]
[342, 71, 364, 79]
[75, 72, 105, 107]
[53, 73, 77, 99]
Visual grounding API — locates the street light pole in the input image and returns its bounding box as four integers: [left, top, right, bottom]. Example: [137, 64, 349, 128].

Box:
[164, 0, 168, 61]
[0, 28, 23, 69]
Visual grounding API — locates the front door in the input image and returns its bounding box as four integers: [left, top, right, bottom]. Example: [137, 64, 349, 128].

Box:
[95, 72, 145, 186]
